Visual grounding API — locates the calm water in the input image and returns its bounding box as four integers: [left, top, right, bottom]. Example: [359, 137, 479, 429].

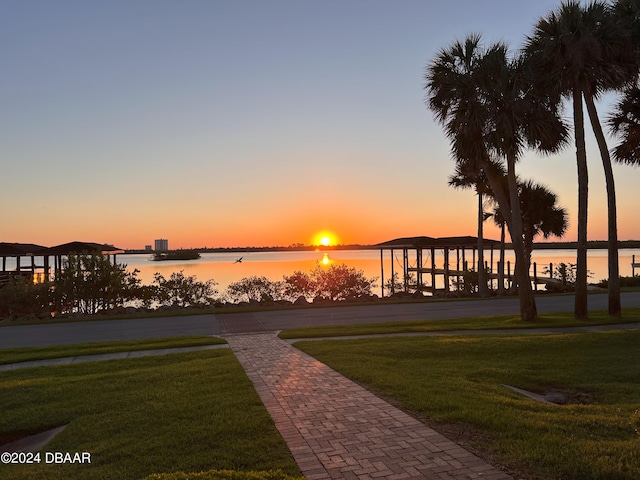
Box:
[117, 248, 640, 296]
[6, 248, 639, 296]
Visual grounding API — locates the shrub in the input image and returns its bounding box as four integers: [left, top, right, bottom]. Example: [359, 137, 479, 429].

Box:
[597, 275, 640, 288]
[542, 262, 593, 286]
[52, 251, 142, 315]
[309, 263, 377, 301]
[0, 276, 51, 319]
[382, 272, 418, 295]
[225, 276, 281, 303]
[153, 270, 218, 307]
[281, 271, 314, 301]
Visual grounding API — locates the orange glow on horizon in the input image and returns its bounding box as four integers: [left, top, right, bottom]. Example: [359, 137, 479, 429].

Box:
[312, 231, 339, 247]
[17, 195, 635, 250]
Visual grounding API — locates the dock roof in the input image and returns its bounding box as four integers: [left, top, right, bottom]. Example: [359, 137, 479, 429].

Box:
[32, 242, 124, 256]
[375, 236, 502, 249]
[0, 243, 47, 256]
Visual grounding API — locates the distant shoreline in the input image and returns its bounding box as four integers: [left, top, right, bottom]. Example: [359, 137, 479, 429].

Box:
[123, 240, 640, 255]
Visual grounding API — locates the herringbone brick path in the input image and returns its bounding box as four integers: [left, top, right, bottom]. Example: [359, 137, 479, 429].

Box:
[225, 333, 513, 480]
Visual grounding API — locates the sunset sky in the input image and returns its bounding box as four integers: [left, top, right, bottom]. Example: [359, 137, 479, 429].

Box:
[2, 0, 639, 250]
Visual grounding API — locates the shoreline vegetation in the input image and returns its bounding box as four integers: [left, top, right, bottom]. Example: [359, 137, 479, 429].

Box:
[125, 240, 640, 255]
[2, 248, 639, 324]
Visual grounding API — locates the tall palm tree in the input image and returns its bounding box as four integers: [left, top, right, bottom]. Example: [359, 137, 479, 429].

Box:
[608, 3, 640, 173]
[426, 36, 520, 310]
[609, 86, 640, 166]
[478, 44, 568, 319]
[613, 0, 640, 53]
[519, 180, 569, 270]
[426, 35, 567, 321]
[448, 162, 497, 296]
[526, 1, 638, 318]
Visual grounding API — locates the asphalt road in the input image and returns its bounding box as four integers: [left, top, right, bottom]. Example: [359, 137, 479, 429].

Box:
[1, 292, 639, 349]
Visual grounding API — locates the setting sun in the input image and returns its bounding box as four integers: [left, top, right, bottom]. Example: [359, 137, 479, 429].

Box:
[313, 231, 338, 247]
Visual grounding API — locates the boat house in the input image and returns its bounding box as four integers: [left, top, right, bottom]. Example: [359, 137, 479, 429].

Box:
[375, 236, 503, 296]
[0, 241, 124, 284]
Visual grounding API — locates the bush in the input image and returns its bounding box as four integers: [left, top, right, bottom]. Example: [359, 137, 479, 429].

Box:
[52, 252, 142, 315]
[153, 270, 218, 307]
[0, 276, 51, 319]
[143, 469, 303, 480]
[597, 275, 640, 288]
[225, 276, 282, 303]
[542, 262, 593, 286]
[222, 264, 378, 304]
[281, 271, 314, 301]
[309, 263, 377, 301]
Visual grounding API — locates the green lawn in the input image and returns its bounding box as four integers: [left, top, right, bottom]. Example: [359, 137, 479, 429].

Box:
[0, 336, 226, 365]
[0, 350, 301, 480]
[279, 307, 640, 339]
[295, 329, 640, 480]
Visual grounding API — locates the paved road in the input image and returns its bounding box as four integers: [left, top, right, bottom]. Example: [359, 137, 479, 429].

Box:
[0, 315, 220, 349]
[1, 292, 639, 349]
[255, 291, 640, 330]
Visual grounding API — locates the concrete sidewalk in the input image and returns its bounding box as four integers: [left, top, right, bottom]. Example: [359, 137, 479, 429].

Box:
[0, 344, 227, 372]
[226, 332, 513, 480]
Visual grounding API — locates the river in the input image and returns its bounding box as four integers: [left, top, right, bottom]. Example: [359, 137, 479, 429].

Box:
[117, 248, 640, 296]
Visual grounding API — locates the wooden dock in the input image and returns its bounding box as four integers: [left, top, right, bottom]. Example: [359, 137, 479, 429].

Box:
[405, 264, 568, 294]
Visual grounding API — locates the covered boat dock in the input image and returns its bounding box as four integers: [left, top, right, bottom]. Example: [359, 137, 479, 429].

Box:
[0, 241, 124, 284]
[376, 236, 578, 296]
[375, 236, 503, 296]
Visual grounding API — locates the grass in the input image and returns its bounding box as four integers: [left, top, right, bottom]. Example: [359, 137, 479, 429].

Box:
[0, 349, 301, 480]
[294, 329, 640, 480]
[0, 336, 226, 365]
[279, 307, 640, 339]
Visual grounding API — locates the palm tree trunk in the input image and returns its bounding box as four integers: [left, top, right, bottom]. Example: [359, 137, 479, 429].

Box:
[573, 87, 589, 320]
[477, 189, 487, 296]
[482, 162, 511, 297]
[498, 222, 505, 295]
[506, 154, 537, 321]
[584, 92, 621, 317]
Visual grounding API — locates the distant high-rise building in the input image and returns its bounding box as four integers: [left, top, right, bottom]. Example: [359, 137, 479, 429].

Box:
[145, 245, 152, 252]
[154, 239, 169, 252]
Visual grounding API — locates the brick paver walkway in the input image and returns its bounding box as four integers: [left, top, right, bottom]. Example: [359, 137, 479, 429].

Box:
[225, 333, 513, 480]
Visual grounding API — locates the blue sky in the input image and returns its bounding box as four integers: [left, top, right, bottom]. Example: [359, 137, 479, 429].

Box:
[1, 0, 638, 249]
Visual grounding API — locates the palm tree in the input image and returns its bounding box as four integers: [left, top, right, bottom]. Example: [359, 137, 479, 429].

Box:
[486, 206, 507, 294]
[609, 86, 640, 166]
[613, 0, 640, 53]
[526, 1, 638, 318]
[519, 180, 569, 270]
[426, 36, 520, 310]
[477, 44, 568, 319]
[426, 36, 568, 321]
[448, 162, 496, 296]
